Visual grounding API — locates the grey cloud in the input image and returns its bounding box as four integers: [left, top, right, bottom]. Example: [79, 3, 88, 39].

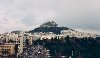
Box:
[21, 17, 34, 26]
[0, 0, 100, 34]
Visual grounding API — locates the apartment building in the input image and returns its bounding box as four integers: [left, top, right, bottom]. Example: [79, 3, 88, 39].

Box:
[0, 43, 15, 58]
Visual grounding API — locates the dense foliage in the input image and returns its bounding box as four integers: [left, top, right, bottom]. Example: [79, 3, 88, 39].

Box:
[33, 36, 100, 58]
[29, 27, 69, 34]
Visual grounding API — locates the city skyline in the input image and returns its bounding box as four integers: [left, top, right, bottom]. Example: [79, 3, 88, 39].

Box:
[0, 0, 100, 34]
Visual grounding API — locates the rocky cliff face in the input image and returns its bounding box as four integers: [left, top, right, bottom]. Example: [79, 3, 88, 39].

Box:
[40, 21, 58, 27]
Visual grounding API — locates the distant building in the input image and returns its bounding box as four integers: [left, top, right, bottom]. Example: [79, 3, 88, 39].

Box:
[61, 30, 97, 38]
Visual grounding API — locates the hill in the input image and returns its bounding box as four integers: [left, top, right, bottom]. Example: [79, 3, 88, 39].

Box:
[28, 21, 72, 34]
[28, 27, 70, 34]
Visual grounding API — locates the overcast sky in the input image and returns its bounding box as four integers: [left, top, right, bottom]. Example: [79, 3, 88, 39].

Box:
[0, 0, 100, 34]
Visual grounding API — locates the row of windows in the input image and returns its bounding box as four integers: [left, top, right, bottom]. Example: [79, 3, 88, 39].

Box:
[7, 39, 20, 41]
[1, 46, 11, 48]
[2, 49, 10, 51]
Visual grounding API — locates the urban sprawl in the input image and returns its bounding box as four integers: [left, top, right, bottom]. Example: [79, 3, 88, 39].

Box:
[0, 21, 100, 58]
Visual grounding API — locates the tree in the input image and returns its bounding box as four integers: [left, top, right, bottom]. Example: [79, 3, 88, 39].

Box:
[26, 39, 29, 46]
[15, 44, 18, 53]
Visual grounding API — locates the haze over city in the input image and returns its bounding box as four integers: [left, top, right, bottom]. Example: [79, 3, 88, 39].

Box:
[0, 0, 100, 34]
